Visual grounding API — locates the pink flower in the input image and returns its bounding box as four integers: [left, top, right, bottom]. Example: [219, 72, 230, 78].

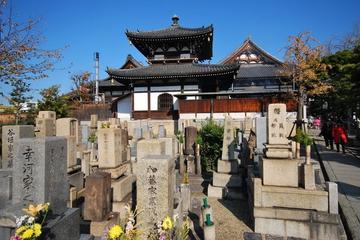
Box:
[10, 236, 22, 240]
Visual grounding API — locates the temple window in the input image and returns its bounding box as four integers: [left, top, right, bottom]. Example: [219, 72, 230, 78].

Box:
[158, 93, 173, 111]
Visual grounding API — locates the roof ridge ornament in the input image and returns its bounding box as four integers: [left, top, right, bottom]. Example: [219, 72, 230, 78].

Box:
[171, 15, 180, 27]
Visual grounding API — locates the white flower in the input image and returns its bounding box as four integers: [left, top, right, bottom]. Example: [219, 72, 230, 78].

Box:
[125, 221, 134, 232]
[27, 216, 35, 224]
[16, 215, 28, 227]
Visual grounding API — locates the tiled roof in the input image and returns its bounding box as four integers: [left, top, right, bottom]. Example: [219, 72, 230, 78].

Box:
[220, 38, 283, 65]
[98, 77, 125, 87]
[126, 25, 213, 41]
[107, 63, 239, 80]
[237, 64, 284, 78]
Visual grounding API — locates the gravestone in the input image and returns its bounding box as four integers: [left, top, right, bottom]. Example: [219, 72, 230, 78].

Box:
[56, 118, 79, 144]
[90, 114, 98, 129]
[133, 127, 143, 140]
[185, 126, 197, 155]
[0, 170, 12, 208]
[84, 171, 111, 221]
[268, 104, 287, 145]
[1, 125, 34, 168]
[221, 115, 236, 160]
[80, 124, 90, 146]
[136, 139, 165, 161]
[109, 118, 121, 128]
[35, 111, 56, 137]
[12, 137, 68, 215]
[97, 128, 123, 168]
[159, 125, 166, 138]
[255, 117, 267, 151]
[135, 155, 175, 236]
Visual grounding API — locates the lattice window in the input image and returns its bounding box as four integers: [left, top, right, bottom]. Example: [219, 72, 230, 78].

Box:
[158, 93, 173, 111]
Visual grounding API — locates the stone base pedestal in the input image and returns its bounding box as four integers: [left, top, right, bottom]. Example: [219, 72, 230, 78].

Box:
[111, 174, 135, 202]
[301, 164, 315, 190]
[90, 213, 120, 237]
[203, 223, 216, 240]
[207, 185, 226, 199]
[217, 159, 239, 174]
[264, 144, 292, 159]
[260, 158, 298, 187]
[42, 208, 80, 240]
[212, 172, 242, 188]
[254, 207, 343, 240]
[100, 162, 129, 179]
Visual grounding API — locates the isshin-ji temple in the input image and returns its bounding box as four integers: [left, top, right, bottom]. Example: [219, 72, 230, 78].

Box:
[99, 16, 297, 120]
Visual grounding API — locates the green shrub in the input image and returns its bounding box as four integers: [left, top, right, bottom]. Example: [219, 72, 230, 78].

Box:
[198, 120, 223, 172]
[295, 129, 313, 145]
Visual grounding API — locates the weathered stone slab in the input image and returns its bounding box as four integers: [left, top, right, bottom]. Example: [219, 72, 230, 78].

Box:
[180, 183, 191, 213]
[260, 185, 328, 211]
[326, 182, 338, 214]
[90, 213, 119, 237]
[81, 150, 91, 176]
[100, 162, 129, 179]
[97, 128, 123, 168]
[38, 111, 56, 119]
[66, 136, 77, 169]
[159, 137, 176, 158]
[159, 124, 166, 138]
[0, 170, 12, 208]
[212, 172, 242, 187]
[222, 115, 236, 160]
[260, 158, 298, 187]
[56, 118, 79, 144]
[35, 111, 56, 138]
[112, 174, 135, 202]
[255, 117, 267, 150]
[84, 171, 111, 221]
[1, 125, 34, 168]
[13, 137, 68, 215]
[68, 171, 84, 190]
[185, 126, 197, 155]
[302, 164, 315, 190]
[268, 104, 287, 145]
[136, 139, 165, 161]
[135, 155, 175, 236]
[207, 185, 226, 199]
[90, 114, 98, 128]
[42, 208, 80, 240]
[217, 159, 239, 174]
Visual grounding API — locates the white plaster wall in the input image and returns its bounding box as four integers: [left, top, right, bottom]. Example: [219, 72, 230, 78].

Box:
[116, 96, 132, 117]
[134, 93, 148, 111]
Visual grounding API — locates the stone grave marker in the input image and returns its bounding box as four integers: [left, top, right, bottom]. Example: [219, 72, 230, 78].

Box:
[159, 124, 166, 138]
[135, 155, 175, 236]
[97, 128, 122, 168]
[221, 115, 236, 160]
[12, 137, 68, 215]
[255, 117, 267, 151]
[185, 126, 197, 155]
[268, 104, 287, 145]
[2, 125, 34, 168]
[84, 171, 111, 221]
[0, 170, 12, 208]
[35, 111, 56, 137]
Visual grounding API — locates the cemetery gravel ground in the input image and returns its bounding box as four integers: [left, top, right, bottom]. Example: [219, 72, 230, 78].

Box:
[191, 192, 252, 239]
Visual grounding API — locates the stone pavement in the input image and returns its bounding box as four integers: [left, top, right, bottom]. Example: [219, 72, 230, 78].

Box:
[313, 131, 360, 240]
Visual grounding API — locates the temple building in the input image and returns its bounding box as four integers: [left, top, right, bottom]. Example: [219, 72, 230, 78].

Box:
[101, 16, 296, 120]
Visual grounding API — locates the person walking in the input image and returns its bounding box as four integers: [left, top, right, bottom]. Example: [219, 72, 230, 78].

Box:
[332, 122, 348, 154]
[320, 120, 334, 150]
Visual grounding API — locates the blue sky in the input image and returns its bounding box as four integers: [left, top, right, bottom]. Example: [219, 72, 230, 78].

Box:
[1, 0, 360, 104]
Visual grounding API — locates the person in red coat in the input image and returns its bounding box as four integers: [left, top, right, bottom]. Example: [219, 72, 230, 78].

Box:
[332, 123, 348, 153]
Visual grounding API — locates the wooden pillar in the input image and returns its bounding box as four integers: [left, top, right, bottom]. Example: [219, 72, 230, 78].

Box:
[131, 82, 134, 119]
[147, 80, 151, 118]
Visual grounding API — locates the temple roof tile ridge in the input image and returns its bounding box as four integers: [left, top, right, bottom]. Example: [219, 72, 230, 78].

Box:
[220, 38, 283, 65]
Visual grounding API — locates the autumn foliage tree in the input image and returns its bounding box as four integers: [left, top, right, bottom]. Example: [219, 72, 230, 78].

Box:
[0, 0, 62, 90]
[283, 32, 331, 127]
[70, 71, 93, 103]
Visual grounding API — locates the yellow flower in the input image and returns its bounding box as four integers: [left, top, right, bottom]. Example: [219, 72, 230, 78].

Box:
[162, 216, 173, 230]
[15, 225, 28, 235]
[33, 223, 42, 237]
[22, 204, 44, 216]
[21, 228, 34, 239]
[108, 225, 123, 239]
